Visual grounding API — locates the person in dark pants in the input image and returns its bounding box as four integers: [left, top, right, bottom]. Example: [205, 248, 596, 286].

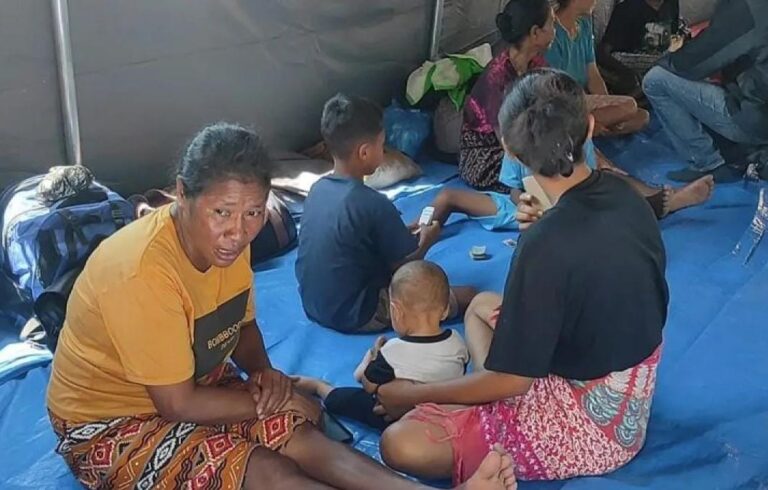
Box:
[597, 0, 680, 97]
[642, 0, 768, 183]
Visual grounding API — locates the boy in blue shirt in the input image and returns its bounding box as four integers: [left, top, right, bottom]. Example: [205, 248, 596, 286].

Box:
[425, 112, 712, 232]
[296, 94, 476, 333]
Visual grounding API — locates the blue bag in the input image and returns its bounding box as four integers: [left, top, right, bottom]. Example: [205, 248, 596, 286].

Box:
[383, 101, 432, 158]
[0, 174, 134, 302]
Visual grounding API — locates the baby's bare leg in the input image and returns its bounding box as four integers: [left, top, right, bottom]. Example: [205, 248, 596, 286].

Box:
[293, 376, 334, 400]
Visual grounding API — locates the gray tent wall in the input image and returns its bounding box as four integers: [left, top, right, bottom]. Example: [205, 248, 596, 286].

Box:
[0, 0, 503, 195]
[0, 1, 65, 189]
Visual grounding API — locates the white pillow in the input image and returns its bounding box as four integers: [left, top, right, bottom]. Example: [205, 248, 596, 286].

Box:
[365, 148, 423, 190]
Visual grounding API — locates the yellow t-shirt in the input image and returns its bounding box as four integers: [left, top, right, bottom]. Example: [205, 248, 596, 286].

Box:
[47, 205, 255, 423]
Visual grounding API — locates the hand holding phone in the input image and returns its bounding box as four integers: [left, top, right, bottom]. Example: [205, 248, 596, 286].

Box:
[418, 206, 435, 226]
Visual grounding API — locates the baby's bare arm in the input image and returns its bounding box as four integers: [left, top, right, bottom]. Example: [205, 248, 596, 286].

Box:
[353, 349, 373, 383]
[354, 336, 389, 383]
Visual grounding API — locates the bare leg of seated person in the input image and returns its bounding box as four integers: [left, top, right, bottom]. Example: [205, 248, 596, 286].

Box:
[452, 286, 480, 319]
[244, 447, 335, 490]
[588, 95, 650, 136]
[293, 377, 335, 400]
[608, 108, 650, 136]
[606, 170, 714, 218]
[276, 423, 516, 490]
[381, 413, 517, 490]
[464, 292, 503, 370]
[430, 189, 500, 227]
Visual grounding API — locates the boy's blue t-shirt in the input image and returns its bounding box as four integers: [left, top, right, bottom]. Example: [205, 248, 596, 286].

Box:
[544, 17, 596, 88]
[295, 175, 417, 333]
[499, 139, 598, 189]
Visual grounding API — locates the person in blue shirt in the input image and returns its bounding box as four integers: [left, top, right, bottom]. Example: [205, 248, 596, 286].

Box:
[296, 94, 477, 334]
[545, 0, 650, 136]
[423, 72, 713, 233]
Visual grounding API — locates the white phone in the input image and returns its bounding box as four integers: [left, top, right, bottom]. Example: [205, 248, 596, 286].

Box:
[522, 176, 553, 211]
[418, 206, 435, 226]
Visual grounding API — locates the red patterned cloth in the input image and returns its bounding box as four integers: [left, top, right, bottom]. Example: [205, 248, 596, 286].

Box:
[408, 314, 661, 484]
[49, 364, 309, 489]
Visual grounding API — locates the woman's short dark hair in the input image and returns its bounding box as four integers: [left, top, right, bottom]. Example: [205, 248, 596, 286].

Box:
[498, 68, 589, 177]
[496, 0, 551, 47]
[176, 122, 272, 199]
[321, 93, 383, 160]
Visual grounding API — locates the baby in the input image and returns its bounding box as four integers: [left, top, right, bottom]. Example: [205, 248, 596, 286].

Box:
[294, 260, 469, 430]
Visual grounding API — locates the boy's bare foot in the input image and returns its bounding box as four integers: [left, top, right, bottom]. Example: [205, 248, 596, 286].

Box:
[292, 376, 333, 399]
[458, 444, 517, 490]
[667, 175, 714, 213]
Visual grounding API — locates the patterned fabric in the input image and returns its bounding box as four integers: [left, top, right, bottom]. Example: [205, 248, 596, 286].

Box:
[408, 316, 661, 483]
[613, 52, 662, 75]
[459, 51, 547, 191]
[464, 51, 547, 135]
[458, 126, 509, 192]
[49, 364, 309, 490]
[475, 346, 660, 481]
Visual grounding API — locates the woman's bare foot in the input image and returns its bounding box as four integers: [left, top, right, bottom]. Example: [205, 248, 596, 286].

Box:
[458, 445, 517, 490]
[292, 376, 334, 400]
[667, 175, 715, 213]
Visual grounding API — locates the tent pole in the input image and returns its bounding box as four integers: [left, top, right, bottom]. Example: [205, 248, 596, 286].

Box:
[52, 0, 82, 166]
[428, 0, 446, 60]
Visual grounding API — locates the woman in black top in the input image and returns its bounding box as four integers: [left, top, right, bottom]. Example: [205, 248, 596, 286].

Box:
[375, 69, 669, 484]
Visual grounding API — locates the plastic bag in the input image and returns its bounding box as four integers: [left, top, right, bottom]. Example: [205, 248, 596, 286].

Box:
[384, 101, 432, 158]
[732, 187, 767, 264]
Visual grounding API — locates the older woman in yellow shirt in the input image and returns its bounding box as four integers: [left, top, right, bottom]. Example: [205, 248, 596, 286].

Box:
[47, 122, 515, 490]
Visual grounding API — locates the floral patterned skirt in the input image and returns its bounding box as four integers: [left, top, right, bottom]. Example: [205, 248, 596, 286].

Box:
[48, 364, 309, 490]
[408, 347, 662, 484]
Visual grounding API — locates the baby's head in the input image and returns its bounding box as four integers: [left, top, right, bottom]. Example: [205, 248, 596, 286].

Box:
[389, 260, 450, 337]
[320, 93, 385, 176]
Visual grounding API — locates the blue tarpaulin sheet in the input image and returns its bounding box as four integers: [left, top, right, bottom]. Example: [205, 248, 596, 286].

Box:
[1, 119, 767, 489]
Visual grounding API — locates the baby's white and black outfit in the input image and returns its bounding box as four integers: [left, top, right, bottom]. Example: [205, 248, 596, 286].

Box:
[325, 329, 469, 430]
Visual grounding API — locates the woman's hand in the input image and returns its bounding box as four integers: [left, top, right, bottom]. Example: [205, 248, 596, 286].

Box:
[249, 367, 293, 418]
[668, 35, 684, 53]
[418, 221, 442, 247]
[516, 193, 544, 231]
[371, 379, 420, 420]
